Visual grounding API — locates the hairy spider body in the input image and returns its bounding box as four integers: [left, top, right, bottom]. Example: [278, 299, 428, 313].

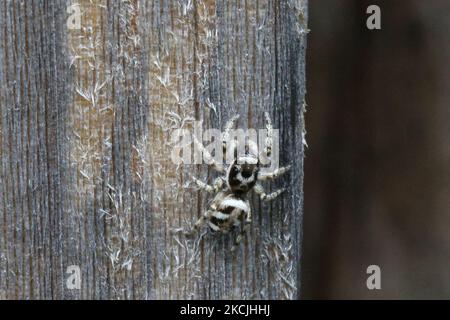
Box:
[189, 113, 290, 250]
[203, 190, 250, 234]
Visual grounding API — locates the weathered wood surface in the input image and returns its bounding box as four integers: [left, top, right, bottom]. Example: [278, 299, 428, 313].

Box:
[0, 0, 307, 299]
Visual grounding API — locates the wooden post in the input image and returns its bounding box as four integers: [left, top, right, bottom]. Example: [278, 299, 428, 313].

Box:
[0, 0, 307, 299]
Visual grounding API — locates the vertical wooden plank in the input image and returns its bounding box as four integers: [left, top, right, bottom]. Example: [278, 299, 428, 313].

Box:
[0, 0, 71, 299]
[139, 0, 307, 299]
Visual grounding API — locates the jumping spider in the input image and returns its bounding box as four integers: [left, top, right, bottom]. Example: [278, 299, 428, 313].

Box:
[188, 113, 291, 250]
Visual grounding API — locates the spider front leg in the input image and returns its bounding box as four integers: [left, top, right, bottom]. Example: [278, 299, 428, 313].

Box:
[259, 112, 274, 165]
[193, 134, 224, 173]
[191, 176, 224, 193]
[222, 114, 240, 154]
[254, 183, 286, 201]
[263, 112, 273, 157]
[258, 165, 291, 181]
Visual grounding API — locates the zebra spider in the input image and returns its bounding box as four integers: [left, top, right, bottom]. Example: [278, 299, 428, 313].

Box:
[189, 113, 291, 250]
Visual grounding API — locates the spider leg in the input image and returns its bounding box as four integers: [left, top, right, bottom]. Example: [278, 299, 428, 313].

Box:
[222, 114, 240, 156]
[245, 200, 252, 224]
[263, 112, 273, 158]
[185, 210, 213, 237]
[258, 165, 291, 181]
[254, 183, 286, 201]
[193, 134, 224, 173]
[231, 217, 250, 251]
[191, 176, 224, 193]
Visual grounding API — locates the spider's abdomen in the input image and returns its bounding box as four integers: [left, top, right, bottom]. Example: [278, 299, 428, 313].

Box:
[208, 194, 249, 233]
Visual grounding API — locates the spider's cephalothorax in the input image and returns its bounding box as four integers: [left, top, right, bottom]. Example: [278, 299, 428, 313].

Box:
[226, 136, 260, 194]
[189, 113, 291, 250]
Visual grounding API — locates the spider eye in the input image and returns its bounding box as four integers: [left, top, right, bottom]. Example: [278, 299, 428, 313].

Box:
[241, 170, 253, 178]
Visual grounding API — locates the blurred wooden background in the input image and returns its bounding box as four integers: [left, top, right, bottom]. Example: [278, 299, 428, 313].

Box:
[0, 0, 307, 299]
[303, 0, 450, 299]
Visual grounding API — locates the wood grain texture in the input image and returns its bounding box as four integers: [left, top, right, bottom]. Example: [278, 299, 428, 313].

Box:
[0, 0, 307, 299]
